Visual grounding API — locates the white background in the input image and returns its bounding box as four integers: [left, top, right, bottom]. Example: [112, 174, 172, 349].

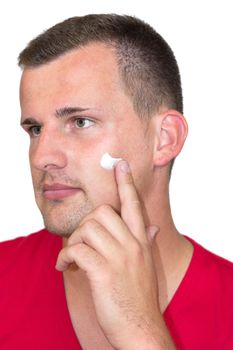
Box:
[0, 0, 232, 261]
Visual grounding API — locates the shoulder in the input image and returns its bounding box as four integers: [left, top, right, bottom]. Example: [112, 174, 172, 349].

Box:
[0, 228, 59, 249]
[0, 229, 62, 269]
[185, 236, 233, 307]
[166, 236, 233, 347]
[0, 229, 47, 248]
[187, 237, 233, 344]
[187, 236, 233, 277]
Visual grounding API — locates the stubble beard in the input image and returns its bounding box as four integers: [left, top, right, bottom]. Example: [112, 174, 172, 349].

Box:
[34, 172, 94, 238]
[40, 198, 94, 238]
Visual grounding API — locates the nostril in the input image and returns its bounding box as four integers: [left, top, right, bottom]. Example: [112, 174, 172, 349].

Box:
[43, 163, 61, 170]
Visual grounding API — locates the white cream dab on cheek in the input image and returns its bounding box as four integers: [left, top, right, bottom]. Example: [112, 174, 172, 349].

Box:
[100, 152, 122, 170]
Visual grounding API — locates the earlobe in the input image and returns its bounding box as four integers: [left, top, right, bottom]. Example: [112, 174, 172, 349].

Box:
[154, 110, 188, 167]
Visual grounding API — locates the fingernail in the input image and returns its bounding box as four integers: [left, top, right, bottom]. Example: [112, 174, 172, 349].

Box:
[147, 225, 159, 242]
[120, 160, 130, 173]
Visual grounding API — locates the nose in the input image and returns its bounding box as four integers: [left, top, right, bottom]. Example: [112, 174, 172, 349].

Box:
[30, 128, 67, 171]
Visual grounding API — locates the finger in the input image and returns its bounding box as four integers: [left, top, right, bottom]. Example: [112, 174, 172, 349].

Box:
[67, 219, 123, 261]
[115, 160, 146, 243]
[55, 242, 106, 273]
[75, 205, 137, 246]
[146, 225, 160, 243]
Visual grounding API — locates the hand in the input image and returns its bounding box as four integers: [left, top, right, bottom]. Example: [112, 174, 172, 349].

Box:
[56, 160, 176, 350]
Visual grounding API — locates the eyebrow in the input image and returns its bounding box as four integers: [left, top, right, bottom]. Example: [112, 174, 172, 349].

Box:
[21, 117, 39, 126]
[21, 106, 91, 126]
[55, 106, 90, 118]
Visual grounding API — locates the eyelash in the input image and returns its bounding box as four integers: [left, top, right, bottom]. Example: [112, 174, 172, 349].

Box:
[26, 117, 95, 138]
[72, 117, 95, 129]
[27, 125, 41, 137]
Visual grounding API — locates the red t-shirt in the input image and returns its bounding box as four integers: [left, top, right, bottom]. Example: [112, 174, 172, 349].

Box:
[0, 229, 232, 349]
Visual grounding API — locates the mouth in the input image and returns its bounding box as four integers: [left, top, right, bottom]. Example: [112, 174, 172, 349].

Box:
[43, 183, 81, 200]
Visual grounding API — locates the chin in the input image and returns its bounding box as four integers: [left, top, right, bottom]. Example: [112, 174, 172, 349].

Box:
[44, 223, 73, 238]
[41, 199, 94, 238]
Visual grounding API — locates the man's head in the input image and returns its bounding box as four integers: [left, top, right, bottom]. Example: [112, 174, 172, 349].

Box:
[19, 14, 187, 237]
[19, 14, 183, 117]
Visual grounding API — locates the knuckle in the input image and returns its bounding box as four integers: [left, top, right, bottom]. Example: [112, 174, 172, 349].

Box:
[67, 233, 77, 246]
[82, 218, 97, 230]
[94, 204, 112, 217]
[90, 267, 112, 287]
[131, 199, 141, 208]
[81, 219, 99, 240]
[67, 219, 98, 245]
[69, 243, 81, 256]
[118, 242, 145, 270]
[131, 240, 144, 260]
[117, 250, 128, 267]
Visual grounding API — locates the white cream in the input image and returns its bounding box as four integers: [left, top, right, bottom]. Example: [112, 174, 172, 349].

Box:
[100, 152, 122, 170]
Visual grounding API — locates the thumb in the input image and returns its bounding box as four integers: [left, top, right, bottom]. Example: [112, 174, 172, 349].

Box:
[146, 225, 159, 243]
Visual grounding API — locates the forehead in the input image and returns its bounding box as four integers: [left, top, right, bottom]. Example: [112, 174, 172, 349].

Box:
[20, 43, 125, 110]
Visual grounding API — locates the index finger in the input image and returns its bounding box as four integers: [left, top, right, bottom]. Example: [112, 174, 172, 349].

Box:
[115, 160, 146, 242]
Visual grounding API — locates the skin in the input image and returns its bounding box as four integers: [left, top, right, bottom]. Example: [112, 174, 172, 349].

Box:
[20, 43, 193, 349]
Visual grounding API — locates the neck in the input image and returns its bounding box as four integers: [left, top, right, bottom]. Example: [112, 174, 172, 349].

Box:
[142, 170, 193, 311]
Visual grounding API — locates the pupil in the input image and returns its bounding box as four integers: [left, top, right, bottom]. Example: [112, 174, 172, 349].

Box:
[77, 119, 85, 127]
[34, 126, 40, 134]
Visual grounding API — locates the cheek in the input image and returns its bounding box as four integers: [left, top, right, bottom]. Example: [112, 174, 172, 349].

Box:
[71, 137, 120, 194]
[115, 131, 154, 195]
[114, 128, 153, 170]
[71, 136, 118, 169]
[78, 153, 120, 210]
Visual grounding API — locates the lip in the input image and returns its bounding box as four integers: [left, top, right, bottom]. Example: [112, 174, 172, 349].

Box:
[43, 183, 81, 199]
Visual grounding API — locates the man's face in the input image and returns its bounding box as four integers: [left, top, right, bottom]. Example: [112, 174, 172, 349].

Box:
[20, 43, 156, 237]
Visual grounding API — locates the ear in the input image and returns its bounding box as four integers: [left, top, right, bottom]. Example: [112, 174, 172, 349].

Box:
[153, 110, 188, 167]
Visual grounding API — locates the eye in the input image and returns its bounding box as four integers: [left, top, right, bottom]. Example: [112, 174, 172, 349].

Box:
[28, 125, 41, 137]
[74, 118, 94, 129]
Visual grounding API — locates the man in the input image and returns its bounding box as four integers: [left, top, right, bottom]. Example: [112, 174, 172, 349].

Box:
[0, 14, 232, 349]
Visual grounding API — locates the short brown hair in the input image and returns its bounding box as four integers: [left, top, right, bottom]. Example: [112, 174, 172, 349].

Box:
[18, 14, 183, 117]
